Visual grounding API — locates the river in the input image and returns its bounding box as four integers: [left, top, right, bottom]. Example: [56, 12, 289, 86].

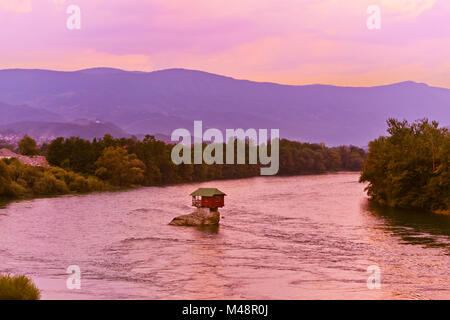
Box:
[0, 173, 449, 299]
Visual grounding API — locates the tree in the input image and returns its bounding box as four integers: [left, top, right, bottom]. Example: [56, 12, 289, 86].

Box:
[95, 146, 146, 187]
[46, 137, 98, 174]
[18, 135, 39, 156]
[360, 118, 450, 212]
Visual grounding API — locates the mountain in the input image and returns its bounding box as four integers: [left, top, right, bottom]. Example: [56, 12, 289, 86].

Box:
[0, 101, 64, 125]
[0, 119, 128, 140]
[0, 68, 449, 145]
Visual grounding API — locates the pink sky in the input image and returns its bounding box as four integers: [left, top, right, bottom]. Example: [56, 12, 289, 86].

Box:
[1, 0, 449, 87]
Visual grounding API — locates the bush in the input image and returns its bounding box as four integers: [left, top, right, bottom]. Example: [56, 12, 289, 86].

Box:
[0, 158, 111, 200]
[69, 176, 91, 193]
[32, 172, 70, 195]
[86, 176, 106, 191]
[0, 274, 41, 300]
[6, 182, 28, 198]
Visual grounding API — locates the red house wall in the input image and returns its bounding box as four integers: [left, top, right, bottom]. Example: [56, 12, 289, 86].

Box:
[201, 196, 224, 208]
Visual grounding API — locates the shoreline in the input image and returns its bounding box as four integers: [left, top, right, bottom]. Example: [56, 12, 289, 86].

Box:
[2, 171, 446, 216]
[0, 170, 361, 209]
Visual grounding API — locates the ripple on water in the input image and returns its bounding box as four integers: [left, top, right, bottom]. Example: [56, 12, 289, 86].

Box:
[0, 173, 449, 299]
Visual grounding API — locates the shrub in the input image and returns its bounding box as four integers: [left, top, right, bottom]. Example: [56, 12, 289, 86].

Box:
[86, 176, 106, 191]
[32, 172, 70, 195]
[0, 274, 41, 300]
[69, 176, 91, 193]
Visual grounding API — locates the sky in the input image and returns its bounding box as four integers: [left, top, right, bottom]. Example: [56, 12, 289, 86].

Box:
[0, 0, 449, 88]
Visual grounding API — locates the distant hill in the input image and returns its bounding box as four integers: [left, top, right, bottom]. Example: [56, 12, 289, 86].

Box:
[0, 120, 128, 140]
[0, 101, 64, 125]
[0, 68, 449, 145]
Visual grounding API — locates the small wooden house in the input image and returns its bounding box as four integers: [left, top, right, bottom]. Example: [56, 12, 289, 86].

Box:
[190, 188, 226, 210]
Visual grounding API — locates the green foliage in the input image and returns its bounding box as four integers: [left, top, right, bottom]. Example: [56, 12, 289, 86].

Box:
[95, 146, 146, 186]
[45, 134, 365, 187]
[0, 274, 41, 300]
[32, 172, 70, 195]
[0, 160, 27, 198]
[18, 135, 39, 156]
[360, 118, 450, 212]
[2, 133, 366, 201]
[278, 140, 366, 175]
[46, 137, 99, 173]
[68, 176, 91, 193]
[0, 158, 107, 200]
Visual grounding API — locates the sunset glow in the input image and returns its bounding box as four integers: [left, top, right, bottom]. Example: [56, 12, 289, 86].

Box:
[1, 0, 449, 87]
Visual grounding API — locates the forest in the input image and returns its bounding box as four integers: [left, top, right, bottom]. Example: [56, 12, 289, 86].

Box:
[360, 119, 450, 213]
[0, 134, 366, 201]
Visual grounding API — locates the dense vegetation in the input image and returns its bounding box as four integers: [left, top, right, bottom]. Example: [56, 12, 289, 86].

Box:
[0, 134, 366, 201]
[360, 119, 450, 213]
[45, 135, 365, 183]
[0, 274, 40, 300]
[0, 157, 107, 199]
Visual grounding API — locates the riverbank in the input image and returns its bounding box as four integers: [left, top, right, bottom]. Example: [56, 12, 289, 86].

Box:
[0, 157, 113, 204]
[0, 164, 360, 208]
[1, 134, 366, 207]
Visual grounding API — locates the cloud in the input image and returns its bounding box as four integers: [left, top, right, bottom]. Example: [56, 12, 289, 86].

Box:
[0, 0, 448, 88]
[0, 0, 32, 12]
[379, 0, 436, 16]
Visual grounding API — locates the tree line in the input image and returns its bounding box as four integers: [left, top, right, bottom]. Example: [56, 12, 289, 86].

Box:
[360, 119, 450, 213]
[0, 134, 366, 201]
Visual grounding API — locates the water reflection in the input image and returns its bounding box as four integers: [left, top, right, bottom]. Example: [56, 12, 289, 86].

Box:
[363, 201, 450, 253]
[1, 173, 449, 299]
[193, 225, 220, 234]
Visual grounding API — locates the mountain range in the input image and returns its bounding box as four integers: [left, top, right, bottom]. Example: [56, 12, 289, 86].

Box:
[0, 119, 127, 140]
[0, 67, 449, 145]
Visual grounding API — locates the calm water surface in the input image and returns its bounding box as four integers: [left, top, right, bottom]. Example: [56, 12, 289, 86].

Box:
[1, 173, 449, 299]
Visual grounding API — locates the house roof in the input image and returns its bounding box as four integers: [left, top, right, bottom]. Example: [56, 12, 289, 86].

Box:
[190, 188, 226, 197]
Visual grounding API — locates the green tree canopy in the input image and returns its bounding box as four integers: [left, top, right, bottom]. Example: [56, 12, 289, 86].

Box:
[360, 118, 450, 212]
[95, 146, 146, 187]
[18, 135, 39, 156]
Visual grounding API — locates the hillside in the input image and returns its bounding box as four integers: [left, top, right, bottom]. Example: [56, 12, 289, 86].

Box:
[0, 101, 64, 125]
[0, 120, 128, 140]
[0, 68, 449, 145]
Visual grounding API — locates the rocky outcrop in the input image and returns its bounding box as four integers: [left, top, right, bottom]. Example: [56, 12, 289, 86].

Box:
[169, 207, 220, 226]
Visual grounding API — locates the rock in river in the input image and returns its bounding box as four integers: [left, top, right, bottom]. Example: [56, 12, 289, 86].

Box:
[169, 207, 220, 226]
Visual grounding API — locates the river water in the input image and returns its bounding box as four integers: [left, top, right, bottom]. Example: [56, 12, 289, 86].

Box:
[0, 173, 449, 299]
